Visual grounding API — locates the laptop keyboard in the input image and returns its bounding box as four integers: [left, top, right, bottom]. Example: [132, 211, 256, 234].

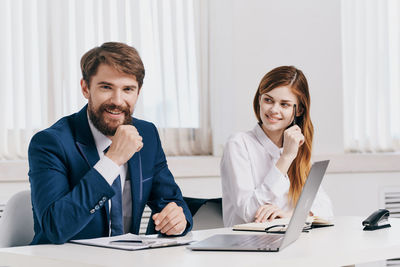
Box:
[235, 234, 282, 248]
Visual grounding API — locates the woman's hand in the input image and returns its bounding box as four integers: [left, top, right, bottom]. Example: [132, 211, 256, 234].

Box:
[254, 204, 291, 223]
[281, 125, 305, 161]
[276, 125, 304, 175]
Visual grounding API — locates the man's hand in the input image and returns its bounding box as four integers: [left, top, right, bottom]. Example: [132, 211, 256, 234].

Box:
[105, 125, 143, 166]
[152, 202, 187, 235]
[254, 204, 291, 223]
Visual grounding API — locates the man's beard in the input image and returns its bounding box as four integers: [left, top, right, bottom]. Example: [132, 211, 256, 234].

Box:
[88, 101, 132, 136]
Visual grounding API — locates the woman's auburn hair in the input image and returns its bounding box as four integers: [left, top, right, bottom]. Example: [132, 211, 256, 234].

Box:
[253, 66, 314, 206]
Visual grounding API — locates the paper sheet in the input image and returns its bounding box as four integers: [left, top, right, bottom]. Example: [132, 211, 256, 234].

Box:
[70, 233, 192, 251]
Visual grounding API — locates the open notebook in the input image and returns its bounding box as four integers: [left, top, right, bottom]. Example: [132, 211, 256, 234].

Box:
[233, 216, 333, 232]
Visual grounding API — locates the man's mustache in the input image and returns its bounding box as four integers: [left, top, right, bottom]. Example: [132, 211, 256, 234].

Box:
[100, 103, 131, 116]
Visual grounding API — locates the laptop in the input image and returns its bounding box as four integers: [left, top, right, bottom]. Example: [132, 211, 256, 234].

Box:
[187, 160, 330, 252]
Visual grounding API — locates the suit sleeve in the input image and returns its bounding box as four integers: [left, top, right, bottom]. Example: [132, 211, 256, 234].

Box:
[28, 130, 115, 244]
[145, 124, 193, 235]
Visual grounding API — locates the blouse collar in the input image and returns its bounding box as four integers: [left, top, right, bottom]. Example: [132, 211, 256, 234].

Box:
[253, 124, 283, 159]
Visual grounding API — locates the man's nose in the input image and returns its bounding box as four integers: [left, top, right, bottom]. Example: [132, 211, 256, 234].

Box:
[110, 90, 124, 105]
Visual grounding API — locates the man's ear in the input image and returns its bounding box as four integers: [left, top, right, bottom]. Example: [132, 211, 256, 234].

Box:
[81, 79, 90, 100]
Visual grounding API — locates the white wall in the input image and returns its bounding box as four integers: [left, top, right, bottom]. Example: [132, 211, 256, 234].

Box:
[323, 172, 400, 217]
[209, 0, 343, 156]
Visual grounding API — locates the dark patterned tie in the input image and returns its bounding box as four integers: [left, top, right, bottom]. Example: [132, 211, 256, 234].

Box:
[110, 175, 124, 236]
[104, 146, 124, 236]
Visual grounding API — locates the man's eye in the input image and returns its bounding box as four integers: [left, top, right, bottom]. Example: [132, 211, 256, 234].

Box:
[124, 87, 135, 92]
[101, 85, 111, 89]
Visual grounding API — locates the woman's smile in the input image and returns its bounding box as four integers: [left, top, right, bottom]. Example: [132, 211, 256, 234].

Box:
[265, 114, 282, 123]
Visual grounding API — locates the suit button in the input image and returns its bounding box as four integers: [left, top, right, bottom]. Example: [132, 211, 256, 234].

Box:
[99, 200, 104, 205]
[95, 205, 100, 210]
[90, 209, 95, 214]
[102, 197, 107, 201]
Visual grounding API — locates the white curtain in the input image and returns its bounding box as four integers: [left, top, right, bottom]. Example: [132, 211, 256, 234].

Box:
[0, 0, 211, 160]
[342, 0, 400, 152]
[136, 0, 211, 155]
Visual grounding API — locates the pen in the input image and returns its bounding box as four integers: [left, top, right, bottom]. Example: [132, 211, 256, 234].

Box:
[289, 104, 297, 127]
[292, 104, 297, 126]
[109, 239, 158, 246]
[110, 240, 143, 244]
[286, 104, 297, 130]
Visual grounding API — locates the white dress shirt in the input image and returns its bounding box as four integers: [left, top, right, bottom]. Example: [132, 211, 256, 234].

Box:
[220, 124, 333, 227]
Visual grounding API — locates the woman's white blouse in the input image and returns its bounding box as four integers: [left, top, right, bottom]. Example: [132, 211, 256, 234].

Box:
[220, 124, 333, 227]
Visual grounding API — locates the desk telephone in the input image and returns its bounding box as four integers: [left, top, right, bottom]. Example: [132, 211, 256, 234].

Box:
[362, 209, 391, 231]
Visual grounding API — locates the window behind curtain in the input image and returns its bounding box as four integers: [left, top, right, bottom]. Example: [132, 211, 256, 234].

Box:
[0, 0, 211, 160]
[342, 0, 400, 152]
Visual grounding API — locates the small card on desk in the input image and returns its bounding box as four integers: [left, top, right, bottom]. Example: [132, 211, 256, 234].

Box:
[70, 233, 192, 251]
[232, 216, 333, 232]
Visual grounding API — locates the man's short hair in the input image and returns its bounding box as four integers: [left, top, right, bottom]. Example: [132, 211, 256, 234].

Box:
[80, 42, 145, 88]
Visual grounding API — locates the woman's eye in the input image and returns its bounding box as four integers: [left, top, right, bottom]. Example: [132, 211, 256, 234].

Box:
[264, 98, 272, 103]
[281, 103, 290, 107]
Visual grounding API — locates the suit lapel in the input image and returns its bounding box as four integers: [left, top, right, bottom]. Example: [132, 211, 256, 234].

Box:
[128, 152, 143, 233]
[76, 142, 100, 168]
[74, 105, 100, 167]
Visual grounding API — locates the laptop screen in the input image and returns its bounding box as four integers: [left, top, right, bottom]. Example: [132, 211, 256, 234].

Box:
[280, 160, 330, 250]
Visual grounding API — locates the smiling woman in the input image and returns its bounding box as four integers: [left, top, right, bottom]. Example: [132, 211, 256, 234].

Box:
[220, 66, 333, 227]
[0, 0, 211, 160]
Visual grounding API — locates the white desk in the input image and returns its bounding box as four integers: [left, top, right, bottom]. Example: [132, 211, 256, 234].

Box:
[0, 216, 399, 267]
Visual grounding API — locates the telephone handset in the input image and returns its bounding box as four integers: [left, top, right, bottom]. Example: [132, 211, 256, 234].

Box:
[362, 209, 391, 231]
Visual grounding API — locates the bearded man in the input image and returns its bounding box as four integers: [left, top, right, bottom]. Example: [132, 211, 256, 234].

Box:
[28, 42, 192, 244]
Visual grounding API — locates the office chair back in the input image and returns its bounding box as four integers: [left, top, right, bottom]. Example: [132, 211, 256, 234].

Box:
[0, 190, 34, 247]
[185, 197, 223, 230]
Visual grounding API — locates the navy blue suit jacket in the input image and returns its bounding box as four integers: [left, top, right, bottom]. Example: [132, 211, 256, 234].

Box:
[28, 105, 192, 244]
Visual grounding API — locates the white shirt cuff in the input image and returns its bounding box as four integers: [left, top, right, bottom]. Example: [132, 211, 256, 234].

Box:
[94, 156, 120, 186]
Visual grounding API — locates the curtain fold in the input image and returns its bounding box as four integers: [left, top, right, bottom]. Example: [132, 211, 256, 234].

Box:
[0, 0, 211, 160]
[342, 0, 400, 152]
[136, 0, 212, 155]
